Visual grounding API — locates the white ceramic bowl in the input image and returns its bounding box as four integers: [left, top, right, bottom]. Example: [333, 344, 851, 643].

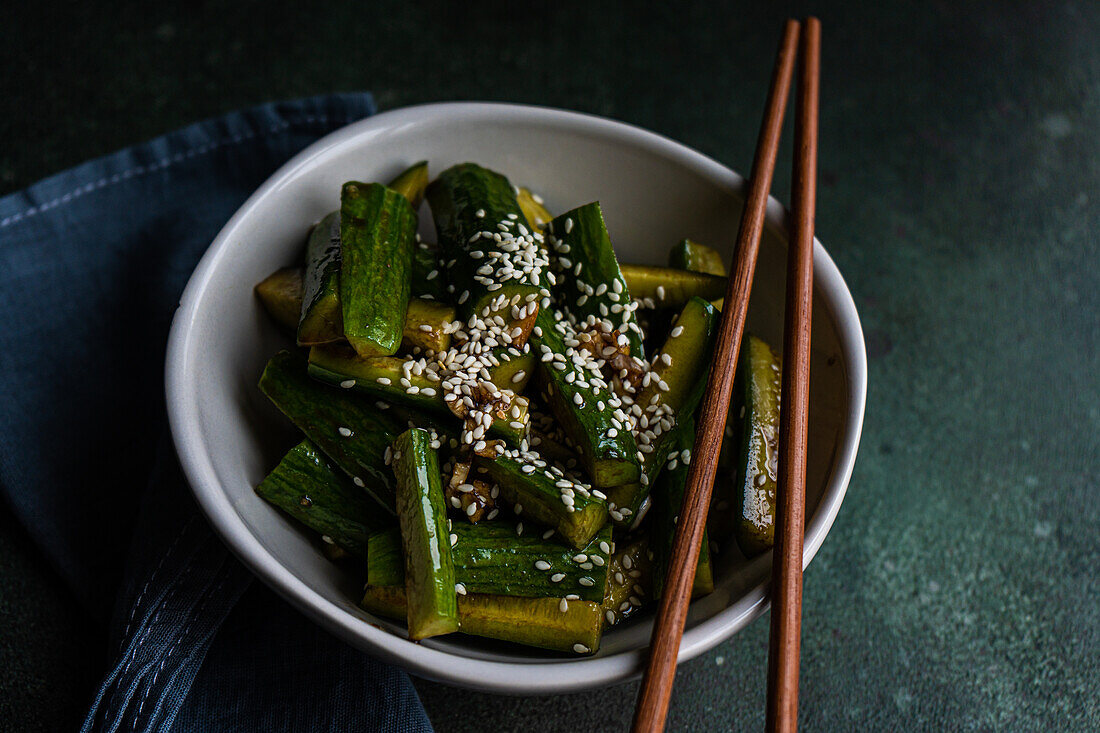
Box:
[166, 102, 866, 695]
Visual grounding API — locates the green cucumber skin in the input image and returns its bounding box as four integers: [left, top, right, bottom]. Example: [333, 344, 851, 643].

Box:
[340, 182, 417, 357]
[668, 238, 727, 277]
[531, 309, 640, 488]
[601, 538, 653, 627]
[478, 449, 609, 549]
[369, 523, 612, 602]
[307, 344, 530, 445]
[360, 588, 602, 654]
[259, 351, 400, 511]
[651, 422, 714, 599]
[547, 202, 644, 357]
[411, 243, 449, 301]
[425, 163, 542, 318]
[256, 440, 387, 558]
[392, 428, 458, 639]
[734, 335, 782, 557]
[298, 211, 343, 345]
[605, 297, 718, 524]
[620, 264, 727, 308]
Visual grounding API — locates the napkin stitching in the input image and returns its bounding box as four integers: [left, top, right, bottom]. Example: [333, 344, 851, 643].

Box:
[119, 516, 198, 651]
[130, 555, 235, 731]
[0, 114, 356, 230]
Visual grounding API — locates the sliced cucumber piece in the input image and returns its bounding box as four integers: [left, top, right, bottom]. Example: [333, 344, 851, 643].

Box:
[392, 428, 458, 640]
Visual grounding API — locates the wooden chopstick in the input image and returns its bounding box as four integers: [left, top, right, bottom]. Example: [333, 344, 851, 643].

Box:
[765, 16, 820, 733]
[631, 19, 802, 733]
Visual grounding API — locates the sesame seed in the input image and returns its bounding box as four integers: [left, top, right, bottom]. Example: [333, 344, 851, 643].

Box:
[456, 583, 467, 595]
[605, 610, 616, 624]
[559, 598, 569, 612]
[418, 324, 434, 332]
[572, 643, 589, 654]
[550, 573, 565, 582]
[338, 427, 352, 437]
[535, 560, 551, 570]
[450, 533, 458, 547]
[671, 325, 684, 338]
[340, 379, 356, 388]
[579, 577, 595, 587]
[475, 209, 485, 218]
[376, 377, 392, 386]
[353, 477, 365, 487]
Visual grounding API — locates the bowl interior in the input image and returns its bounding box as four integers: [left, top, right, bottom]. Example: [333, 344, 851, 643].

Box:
[170, 104, 863, 690]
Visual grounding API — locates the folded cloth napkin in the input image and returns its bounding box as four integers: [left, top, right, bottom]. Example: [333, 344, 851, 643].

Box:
[0, 93, 433, 733]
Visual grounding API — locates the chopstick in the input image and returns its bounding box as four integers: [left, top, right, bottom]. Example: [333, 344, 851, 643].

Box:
[631, 19, 802, 733]
[765, 16, 820, 733]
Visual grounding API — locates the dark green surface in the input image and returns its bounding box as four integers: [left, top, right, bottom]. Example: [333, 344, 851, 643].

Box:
[2, 1, 1098, 731]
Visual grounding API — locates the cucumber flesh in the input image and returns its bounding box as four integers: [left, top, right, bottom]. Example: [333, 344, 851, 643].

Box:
[253, 261, 457, 356]
[392, 428, 458, 640]
[255, 266, 304, 332]
[360, 588, 603, 654]
[516, 186, 553, 230]
[401, 298, 456, 355]
[668, 238, 727, 277]
[387, 161, 429, 209]
[621, 264, 727, 308]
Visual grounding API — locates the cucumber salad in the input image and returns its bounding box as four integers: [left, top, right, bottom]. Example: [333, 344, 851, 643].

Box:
[253, 162, 782, 654]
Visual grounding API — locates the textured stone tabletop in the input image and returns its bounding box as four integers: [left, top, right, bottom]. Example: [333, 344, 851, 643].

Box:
[2, 1, 1096, 730]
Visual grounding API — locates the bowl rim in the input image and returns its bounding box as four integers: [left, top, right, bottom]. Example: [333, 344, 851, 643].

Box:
[166, 101, 867, 695]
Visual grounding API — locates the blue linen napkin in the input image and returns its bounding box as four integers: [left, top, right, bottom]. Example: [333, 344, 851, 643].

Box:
[0, 93, 434, 733]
